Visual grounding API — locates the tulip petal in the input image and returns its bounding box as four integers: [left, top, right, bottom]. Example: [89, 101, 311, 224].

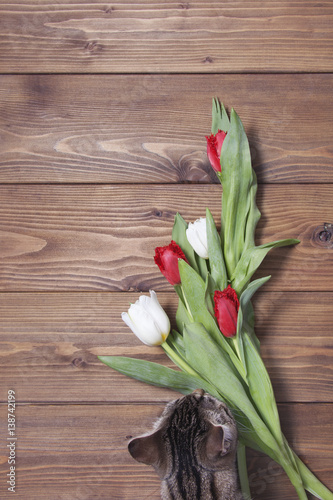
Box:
[215, 130, 227, 156]
[128, 303, 163, 346]
[214, 286, 239, 338]
[121, 291, 171, 346]
[206, 134, 222, 172]
[121, 311, 141, 338]
[186, 218, 209, 259]
[154, 240, 187, 286]
[172, 213, 200, 273]
[146, 290, 170, 337]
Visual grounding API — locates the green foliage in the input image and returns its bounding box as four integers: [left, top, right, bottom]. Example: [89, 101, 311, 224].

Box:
[96, 100, 331, 500]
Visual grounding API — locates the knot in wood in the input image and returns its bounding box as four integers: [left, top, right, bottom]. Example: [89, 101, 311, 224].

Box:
[72, 357, 85, 368]
[104, 6, 115, 14]
[312, 223, 333, 249]
[84, 41, 103, 53]
[203, 56, 214, 64]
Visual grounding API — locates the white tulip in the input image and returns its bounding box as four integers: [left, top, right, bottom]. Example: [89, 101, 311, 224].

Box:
[121, 290, 170, 346]
[186, 217, 209, 259]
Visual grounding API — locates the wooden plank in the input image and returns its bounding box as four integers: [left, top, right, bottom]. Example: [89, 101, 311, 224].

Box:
[0, 184, 332, 292]
[1, 291, 332, 340]
[1, 74, 333, 184]
[1, 2, 333, 74]
[0, 292, 332, 403]
[0, 403, 331, 499]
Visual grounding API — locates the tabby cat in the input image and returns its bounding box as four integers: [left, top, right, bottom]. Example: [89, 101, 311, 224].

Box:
[128, 389, 245, 500]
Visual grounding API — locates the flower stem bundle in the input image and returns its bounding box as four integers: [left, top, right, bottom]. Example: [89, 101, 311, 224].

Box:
[99, 100, 333, 500]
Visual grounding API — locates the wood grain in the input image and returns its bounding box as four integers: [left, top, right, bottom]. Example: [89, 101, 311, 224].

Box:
[0, 184, 332, 292]
[0, 403, 331, 499]
[1, 1, 333, 74]
[1, 1, 332, 498]
[0, 291, 332, 403]
[1, 74, 333, 184]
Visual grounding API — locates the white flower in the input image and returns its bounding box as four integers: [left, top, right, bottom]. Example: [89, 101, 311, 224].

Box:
[121, 290, 170, 346]
[186, 217, 209, 259]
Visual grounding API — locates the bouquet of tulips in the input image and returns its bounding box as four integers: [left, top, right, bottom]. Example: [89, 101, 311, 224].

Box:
[99, 100, 333, 500]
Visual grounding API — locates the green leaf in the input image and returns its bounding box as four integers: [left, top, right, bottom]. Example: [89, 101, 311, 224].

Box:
[178, 259, 246, 378]
[195, 253, 209, 282]
[232, 276, 271, 372]
[237, 276, 271, 341]
[175, 295, 192, 334]
[243, 176, 261, 251]
[293, 451, 333, 500]
[172, 213, 199, 273]
[178, 259, 219, 339]
[211, 98, 230, 134]
[98, 355, 278, 465]
[231, 238, 300, 295]
[220, 109, 260, 276]
[182, 322, 280, 454]
[204, 272, 216, 317]
[183, 322, 247, 405]
[235, 410, 281, 461]
[98, 355, 205, 395]
[167, 329, 186, 359]
[206, 207, 227, 290]
[239, 276, 271, 316]
[243, 332, 283, 445]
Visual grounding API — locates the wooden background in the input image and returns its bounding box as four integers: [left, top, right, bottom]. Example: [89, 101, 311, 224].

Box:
[0, 1, 332, 499]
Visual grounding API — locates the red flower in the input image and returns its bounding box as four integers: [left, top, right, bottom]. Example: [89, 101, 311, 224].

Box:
[214, 285, 239, 337]
[205, 130, 227, 172]
[154, 241, 188, 286]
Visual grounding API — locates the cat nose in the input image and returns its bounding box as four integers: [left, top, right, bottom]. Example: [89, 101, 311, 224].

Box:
[192, 389, 205, 397]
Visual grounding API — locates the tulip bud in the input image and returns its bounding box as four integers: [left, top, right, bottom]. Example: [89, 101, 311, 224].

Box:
[154, 240, 188, 286]
[205, 130, 227, 172]
[186, 217, 209, 259]
[121, 290, 170, 346]
[214, 285, 239, 338]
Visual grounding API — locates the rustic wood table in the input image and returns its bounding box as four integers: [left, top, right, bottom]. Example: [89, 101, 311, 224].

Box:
[0, 2, 332, 499]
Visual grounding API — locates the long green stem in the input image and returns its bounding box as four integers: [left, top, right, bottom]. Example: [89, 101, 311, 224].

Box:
[292, 450, 333, 500]
[278, 454, 308, 500]
[246, 427, 308, 500]
[237, 442, 252, 500]
[180, 284, 194, 321]
[162, 341, 198, 377]
[251, 430, 308, 500]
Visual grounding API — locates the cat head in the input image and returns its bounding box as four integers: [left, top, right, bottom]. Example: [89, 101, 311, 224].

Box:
[128, 390, 238, 479]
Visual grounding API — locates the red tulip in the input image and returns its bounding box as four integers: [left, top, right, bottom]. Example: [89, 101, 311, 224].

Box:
[205, 130, 227, 172]
[154, 240, 188, 286]
[214, 285, 239, 337]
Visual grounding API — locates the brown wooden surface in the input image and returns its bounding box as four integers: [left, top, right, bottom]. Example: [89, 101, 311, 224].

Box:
[1, 1, 333, 73]
[0, 292, 332, 404]
[0, 403, 331, 500]
[1, 74, 333, 184]
[0, 1, 332, 499]
[0, 184, 332, 292]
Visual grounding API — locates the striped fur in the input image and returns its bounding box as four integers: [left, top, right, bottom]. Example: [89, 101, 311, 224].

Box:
[129, 391, 244, 500]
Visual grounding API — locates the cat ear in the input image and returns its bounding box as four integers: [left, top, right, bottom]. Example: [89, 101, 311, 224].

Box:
[205, 422, 231, 461]
[128, 429, 164, 467]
